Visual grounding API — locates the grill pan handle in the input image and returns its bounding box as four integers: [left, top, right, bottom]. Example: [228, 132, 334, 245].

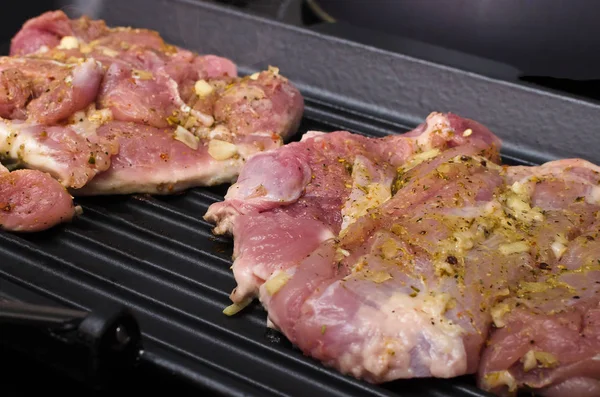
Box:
[0, 300, 143, 388]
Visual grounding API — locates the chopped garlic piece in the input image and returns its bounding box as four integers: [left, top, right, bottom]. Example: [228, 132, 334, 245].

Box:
[88, 108, 113, 124]
[174, 125, 199, 150]
[223, 298, 252, 316]
[589, 186, 600, 204]
[551, 233, 568, 260]
[367, 271, 392, 283]
[454, 231, 475, 251]
[491, 302, 511, 327]
[101, 47, 119, 57]
[334, 247, 350, 262]
[522, 350, 537, 371]
[499, 241, 530, 255]
[535, 351, 559, 367]
[194, 79, 214, 97]
[506, 195, 530, 213]
[268, 66, 280, 75]
[434, 260, 455, 277]
[69, 110, 86, 124]
[483, 371, 517, 393]
[522, 350, 559, 370]
[505, 194, 544, 223]
[510, 181, 532, 196]
[462, 128, 473, 137]
[380, 239, 398, 259]
[551, 242, 567, 259]
[265, 271, 291, 296]
[132, 69, 153, 80]
[58, 36, 79, 50]
[249, 72, 260, 80]
[183, 116, 197, 130]
[79, 44, 92, 54]
[208, 139, 238, 160]
[180, 104, 191, 114]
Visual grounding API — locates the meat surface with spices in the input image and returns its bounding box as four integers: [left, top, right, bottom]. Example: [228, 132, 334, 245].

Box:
[205, 112, 600, 397]
[1, 10, 303, 196]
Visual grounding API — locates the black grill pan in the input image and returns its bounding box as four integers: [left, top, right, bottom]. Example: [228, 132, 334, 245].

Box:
[2, 1, 600, 396]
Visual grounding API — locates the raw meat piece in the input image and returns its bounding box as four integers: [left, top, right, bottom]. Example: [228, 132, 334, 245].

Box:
[477, 159, 600, 397]
[5, 11, 304, 195]
[10, 10, 106, 56]
[205, 111, 501, 313]
[0, 56, 115, 190]
[0, 163, 77, 232]
[206, 112, 600, 396]
[0, 56, 104, 124]
[0, 115, 118, 189]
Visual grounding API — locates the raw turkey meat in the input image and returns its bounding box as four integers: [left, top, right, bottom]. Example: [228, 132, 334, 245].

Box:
[0, 163, 77, 232]
[1, 10, 303, 196]
[205, 112, 600, 396]
[477, 158, 600, 397]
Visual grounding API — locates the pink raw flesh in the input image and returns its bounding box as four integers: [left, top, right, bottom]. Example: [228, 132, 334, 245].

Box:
[74, 121, 241, 196]
[5, 10, 304, 197]
[0, 164, 75, 232]
[206, 112, 600, 396]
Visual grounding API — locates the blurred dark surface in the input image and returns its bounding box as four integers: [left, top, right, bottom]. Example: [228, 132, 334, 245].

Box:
[0, 345, 206, 397]
[212, 0, 600, 101]
[311, 0, 600, 80]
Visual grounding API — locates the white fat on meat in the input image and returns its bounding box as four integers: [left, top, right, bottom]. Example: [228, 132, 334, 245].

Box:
[306, 282, 467, 380]
[0, 121, 56, 176]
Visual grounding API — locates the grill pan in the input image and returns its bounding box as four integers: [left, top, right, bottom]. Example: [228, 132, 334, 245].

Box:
[2, 1, 600, 396]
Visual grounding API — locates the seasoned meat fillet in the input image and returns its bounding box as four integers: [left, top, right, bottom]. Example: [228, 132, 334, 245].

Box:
[2, 10, 303, 195]
[206, 112, 600, 396]
[478, 159, 600, 397]
[206, 112, 502, 378]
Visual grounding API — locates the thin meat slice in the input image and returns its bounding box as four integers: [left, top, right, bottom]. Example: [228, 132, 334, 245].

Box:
[477, 159, 600, 397]
[0, 163, 76, 232]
